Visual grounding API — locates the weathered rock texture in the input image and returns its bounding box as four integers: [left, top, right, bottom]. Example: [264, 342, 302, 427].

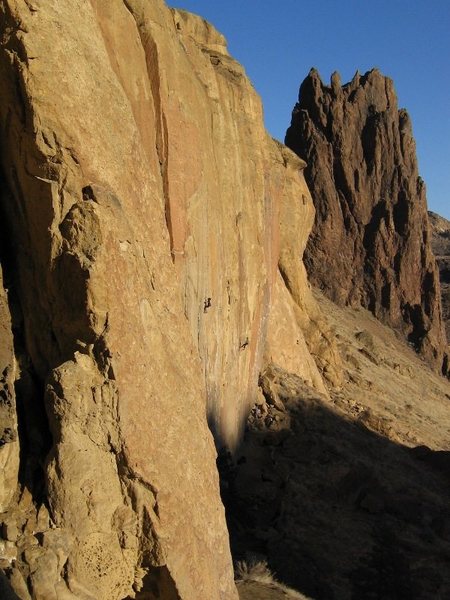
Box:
[0, 2, 339, 598]
[429, 211, 450, 347]
[263, 143, 342, 393]
[167, 12, 339, 446]
[285, 68, 448, 374]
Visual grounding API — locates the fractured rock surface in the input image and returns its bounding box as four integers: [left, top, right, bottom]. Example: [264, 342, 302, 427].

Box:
[286, 69, 448, 375]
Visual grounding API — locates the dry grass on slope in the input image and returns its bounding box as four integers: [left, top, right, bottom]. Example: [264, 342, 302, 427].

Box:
[236, 561, 313, 600]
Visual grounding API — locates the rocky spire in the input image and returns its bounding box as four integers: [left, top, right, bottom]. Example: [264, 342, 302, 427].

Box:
[285, 69, 448, 375]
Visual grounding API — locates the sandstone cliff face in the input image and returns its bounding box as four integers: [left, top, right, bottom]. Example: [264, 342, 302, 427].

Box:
[285, 69, 448, 374]
[0, 2, 338, 598]
[263, 143, 341, 390]
[168, 11, 340, 445]
[0, 1, 235, 597]
[429, 211, 450, 349]
[166, 11, 337, 447]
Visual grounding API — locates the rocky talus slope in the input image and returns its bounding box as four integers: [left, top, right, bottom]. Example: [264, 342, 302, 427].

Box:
[226, 295, 450, 600]
[0, 2, 338, 598]
[285, 69, 448, 375]
[429, 211, 450, 348]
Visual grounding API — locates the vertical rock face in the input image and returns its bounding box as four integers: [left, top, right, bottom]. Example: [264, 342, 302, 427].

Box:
[167, 11, 340, 445]
[0, 1, 234, 598]
[429, 211, 450, 348]
[263, 143, 342, 391]
[286, 69, 448, 374]
[0, 1, 338, 598]
[166, 10, 276, 449]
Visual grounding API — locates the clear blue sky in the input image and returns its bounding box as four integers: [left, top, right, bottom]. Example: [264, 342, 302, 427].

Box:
[170, 1, 450, 220]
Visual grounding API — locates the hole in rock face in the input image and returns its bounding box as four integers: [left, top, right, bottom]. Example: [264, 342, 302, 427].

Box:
[440, 266, 450, 284]
[393, 190, 410, 236]
[361, 113, 378, 172]
[442, 353, 449, 377]
[123, 566, 180, 600]
[82, 185, 96, 201]
[14, 366, 51, 497]
[403, 303, 427, 350]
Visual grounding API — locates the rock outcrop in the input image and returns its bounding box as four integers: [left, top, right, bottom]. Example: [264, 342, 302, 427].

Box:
[168, 11, 340, 446]
[429, 211, 450, 347]
[285, 68, 448, 374]
[0, 2, 339, 598]
[0, 2, 237, 597]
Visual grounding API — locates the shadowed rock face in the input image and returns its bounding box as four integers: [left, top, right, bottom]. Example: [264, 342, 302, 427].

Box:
[0, 265, 18, 515]
[285, 68, 448, 375]
[429, 211, 450, 345]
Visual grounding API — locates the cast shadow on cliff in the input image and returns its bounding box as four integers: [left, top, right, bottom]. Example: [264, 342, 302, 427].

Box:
[0, 572, 21, 600]
[0, 178, 52, 502]
[218, 372, 450, 600]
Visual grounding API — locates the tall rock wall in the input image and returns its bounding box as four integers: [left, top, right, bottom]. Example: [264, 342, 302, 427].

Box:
[165, 9, 281, 448]
[0, 1, 339, 598]
[168, 11, 341, 442]
[286, 69, 448, 374]
[0, 1, 236, 598]
[263, 143, 342, 390]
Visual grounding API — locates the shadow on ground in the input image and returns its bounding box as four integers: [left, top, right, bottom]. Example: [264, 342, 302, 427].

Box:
[220, 365, 450, 600]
